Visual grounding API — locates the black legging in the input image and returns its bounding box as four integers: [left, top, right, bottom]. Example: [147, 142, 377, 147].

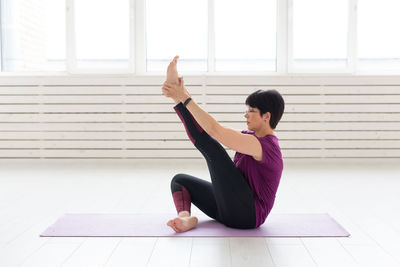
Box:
[170, 102, 256, 229]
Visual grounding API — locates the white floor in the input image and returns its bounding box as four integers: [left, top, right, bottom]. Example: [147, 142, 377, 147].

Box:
[0, 159, 400, 267]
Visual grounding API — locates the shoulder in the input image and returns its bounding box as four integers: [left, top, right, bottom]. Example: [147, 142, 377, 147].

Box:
[259, 135, 279, 148]
[255, 135, 281, 163]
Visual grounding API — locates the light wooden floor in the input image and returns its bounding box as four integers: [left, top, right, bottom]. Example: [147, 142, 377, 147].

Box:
[0, 159, 400, 267]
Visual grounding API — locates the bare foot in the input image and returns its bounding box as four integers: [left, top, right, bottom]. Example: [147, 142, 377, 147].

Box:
[167, 215, 198, 233]
[166, 56, 179, 85]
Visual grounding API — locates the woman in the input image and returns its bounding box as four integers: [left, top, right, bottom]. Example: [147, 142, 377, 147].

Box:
[162, 56, 284, 233]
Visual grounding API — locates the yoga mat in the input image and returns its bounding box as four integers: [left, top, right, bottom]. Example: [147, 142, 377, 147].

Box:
[40, 213, 349, 237]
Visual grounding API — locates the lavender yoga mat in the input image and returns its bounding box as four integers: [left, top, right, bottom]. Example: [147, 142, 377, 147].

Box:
[40, 213, 349, 237]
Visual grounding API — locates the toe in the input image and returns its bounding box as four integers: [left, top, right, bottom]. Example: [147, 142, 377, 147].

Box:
[173, 218, 183, 229]
[172, 223, 180, 233]
[167, 221, 179, 232]
[173, 217, 182, 227]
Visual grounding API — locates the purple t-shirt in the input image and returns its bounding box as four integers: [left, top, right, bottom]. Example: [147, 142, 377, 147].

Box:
[233, 130, 283, 227]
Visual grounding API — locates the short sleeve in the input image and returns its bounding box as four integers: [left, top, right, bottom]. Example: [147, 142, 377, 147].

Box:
[255, 137, 276, 166]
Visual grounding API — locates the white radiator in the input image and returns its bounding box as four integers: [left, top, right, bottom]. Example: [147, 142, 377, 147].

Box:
[0, 75, 399, 159]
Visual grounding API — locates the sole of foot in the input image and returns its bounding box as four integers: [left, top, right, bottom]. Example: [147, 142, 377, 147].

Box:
[167, 216, 198, 233]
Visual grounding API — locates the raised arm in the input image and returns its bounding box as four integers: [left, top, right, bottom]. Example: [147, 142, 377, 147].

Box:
[212, 124, 263, 162]
[162, 78, 262, 161]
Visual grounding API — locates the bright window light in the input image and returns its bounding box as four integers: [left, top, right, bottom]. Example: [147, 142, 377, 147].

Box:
[146, 0, 208, 72]
[1, 0, 65, 72]
[292, 0, 348, 71]
[357, 0, 400, 72]
[214, 0, 277, 72]
[74, 0, 130, 69]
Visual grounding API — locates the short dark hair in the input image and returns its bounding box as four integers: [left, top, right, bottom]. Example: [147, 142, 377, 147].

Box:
[245, 89, 285, 129]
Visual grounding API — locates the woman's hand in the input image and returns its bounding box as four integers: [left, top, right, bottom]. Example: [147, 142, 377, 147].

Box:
[162, 77, 191, 103]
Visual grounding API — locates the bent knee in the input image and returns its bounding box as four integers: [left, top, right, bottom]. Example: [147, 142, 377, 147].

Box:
[170, 173, 187, 192]
[171, 173, 186, 184]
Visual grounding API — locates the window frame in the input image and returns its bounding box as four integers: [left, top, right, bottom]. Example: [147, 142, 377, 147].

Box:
[66, 0, 135, 74]
[287, 0, 357, 74]
[0, 0, 400, 75]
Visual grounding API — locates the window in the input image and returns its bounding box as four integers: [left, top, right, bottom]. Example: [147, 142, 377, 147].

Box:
[1, 0, 65, 72]
[291, 0, 348, 71]
[357, 0, 400, 72]
[74, 0, 130, 70]
[146, 0, 208, 72]
[1, 0, 400, 74]
[214, 0, 277, 72]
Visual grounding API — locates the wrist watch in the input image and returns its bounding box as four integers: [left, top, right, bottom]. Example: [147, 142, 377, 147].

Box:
[183, 97, 192, 107]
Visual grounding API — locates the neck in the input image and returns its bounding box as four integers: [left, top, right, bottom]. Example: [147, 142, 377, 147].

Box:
[254, 128, 274, 138]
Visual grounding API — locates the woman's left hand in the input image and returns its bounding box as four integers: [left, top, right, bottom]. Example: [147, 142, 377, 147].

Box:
[162, 77, 190, 102]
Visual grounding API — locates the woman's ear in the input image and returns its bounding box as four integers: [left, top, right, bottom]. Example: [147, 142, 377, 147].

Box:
[264, 112, 271, 121]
